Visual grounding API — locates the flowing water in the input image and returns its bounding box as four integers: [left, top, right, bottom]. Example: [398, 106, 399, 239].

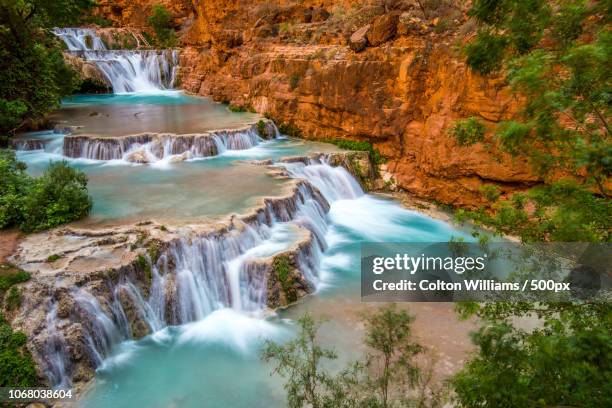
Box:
[53, 28, 178, 93]
[11, 28, 482, 407]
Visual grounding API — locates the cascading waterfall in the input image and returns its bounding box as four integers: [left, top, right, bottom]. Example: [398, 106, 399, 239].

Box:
[62, 125, 271, 162]
[42, 305, 72, 388]
[53, 28, 106, 51]
[282, 157, 364, 201]
[72, 290, 129, 367]
[46, 159, 357, 386]
[53, 28, 178, 93]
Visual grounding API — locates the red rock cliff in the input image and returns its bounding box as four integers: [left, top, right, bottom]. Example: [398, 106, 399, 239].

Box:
[95, 0, 540, 208]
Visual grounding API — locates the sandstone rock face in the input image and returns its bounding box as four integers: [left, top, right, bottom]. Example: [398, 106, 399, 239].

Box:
[92, 0, 540, 208]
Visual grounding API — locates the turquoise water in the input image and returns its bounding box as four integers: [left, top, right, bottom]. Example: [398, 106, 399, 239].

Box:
[16, 92, 478, 407]
[17, 132, 340, 226]
[16, 93, 340, 225]
[62, 93, 203, 106]
[80, 191, 474, 408]
[50, 93, 259, 137]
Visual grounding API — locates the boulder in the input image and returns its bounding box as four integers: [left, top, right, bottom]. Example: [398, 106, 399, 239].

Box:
[124, 148, 151, 164]
[367, 14, 399, 46]
[349, 25, 370, 52]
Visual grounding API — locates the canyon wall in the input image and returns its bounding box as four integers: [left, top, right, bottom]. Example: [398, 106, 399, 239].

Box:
[95, 0, 540, 208]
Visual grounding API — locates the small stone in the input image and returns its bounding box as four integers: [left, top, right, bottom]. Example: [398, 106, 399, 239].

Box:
[349, 25, 370, 52]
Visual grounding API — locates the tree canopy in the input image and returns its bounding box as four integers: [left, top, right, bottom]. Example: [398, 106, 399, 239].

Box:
[0, 0, 94, 142]
[453, 0, 611, 242]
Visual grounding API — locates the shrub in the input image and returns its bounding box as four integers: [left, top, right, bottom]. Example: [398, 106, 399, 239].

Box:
[228, 104, 246, 113]
[479, 184, 501, 202]
[324, 138, 385, 165]
[257, 120, 266, 137]
[278, 123, 302, 138]
[5, 287, 21, 311]
[273, 255, 296, 303]
[0, 151, 92, 232]
[450, 117, 486, 146]
[0, 267, 30, 294]
[289, 73, 300, 90]
[0, 314, 39, 387]
[0, 150, 30, 229]
[148, 4, 176, 48]
[20, 162, 92, 232]
[465, 31, 508, 75]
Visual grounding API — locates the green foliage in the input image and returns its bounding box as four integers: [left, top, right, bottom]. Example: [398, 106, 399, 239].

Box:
[0, 314, 39, 387]
[289, 73, 301, 90]
[450, 117, 486, 147]
[0, 266, 30, 294]
[135, 254, 152, 286]
[257, 120, 266, 138]
[0, 150, 31, 228]
[0, 0, 93, 139]
[479, 184, 501, 202]
[453, 302, 612, 408]
[273, 255, 297, 303]
[324, 138, 385, 166]
[455, 0, 611, 243]
[263, 314, 340, 408]
[0, 150, 92, 232]
[279, 123, 303, 138]
[461, 181, 611, 242]
[46, 254, 61, 262]
[0, 99, 28, 133]
[20, 161, 92, 232]
[468, 0, 550, 60]
[263, 306, 443, 408]
[5, 287, 21, 310]
[148, 4, 176, 48]
[465, 31, 508, 75]
[228, 104, 246, 113]
[362, 304, 424, 407]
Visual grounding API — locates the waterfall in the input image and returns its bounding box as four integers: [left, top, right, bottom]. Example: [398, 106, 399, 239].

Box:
[62, 126, 268, 162]
[282, 157, 365, 201]
[53, 28, 106, 51]
[42, 304, 71, 388]
[42, 159, 360, 386]
[72, 290, 129, 367]
[53, 28, 178, 94]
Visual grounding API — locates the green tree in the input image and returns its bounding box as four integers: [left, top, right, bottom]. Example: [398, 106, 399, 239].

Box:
[263, 307, 445, 408]
[0, 150, 93, 231]
[453, 3, 611, 405]
[454, 0, 611, 241]
[0, 0, 94, 141]
[20, 161, 92, 232]
[453, 302, 612, 408]
[0, 314, 39, 387]
[262, 314, 346, 408]
[362, 304, 423, 408]
[0, 149, 30, 228]
[148, 4, 176, 48]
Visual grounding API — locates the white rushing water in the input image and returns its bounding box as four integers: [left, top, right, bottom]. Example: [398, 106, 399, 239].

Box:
[63, 127, 266, 163]
[41, 157, 358, 386]
[53, 28, 178, 93]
